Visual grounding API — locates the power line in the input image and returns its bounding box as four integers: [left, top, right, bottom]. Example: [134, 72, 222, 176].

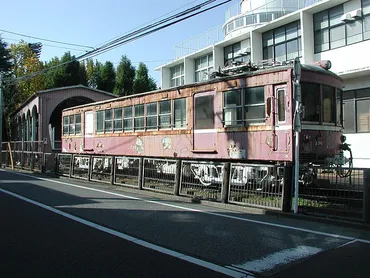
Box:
[0, 28, 95, 49]
[2, 37, 92, 52]
[4, 0, 232, 85]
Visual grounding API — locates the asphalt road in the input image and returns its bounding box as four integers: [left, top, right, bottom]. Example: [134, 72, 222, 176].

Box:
[1, 169, 370, 277]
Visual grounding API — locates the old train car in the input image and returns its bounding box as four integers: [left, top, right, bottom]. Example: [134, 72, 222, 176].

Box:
[61, 59, 350, 172]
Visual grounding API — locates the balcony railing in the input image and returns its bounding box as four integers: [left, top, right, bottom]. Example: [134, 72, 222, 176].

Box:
[173, 0, 325, 59]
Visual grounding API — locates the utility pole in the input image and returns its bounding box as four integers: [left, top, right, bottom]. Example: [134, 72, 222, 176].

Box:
[0, 73, 3, 155]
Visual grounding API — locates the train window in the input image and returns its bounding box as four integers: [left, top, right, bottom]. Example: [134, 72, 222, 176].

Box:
[104, 109, 113, 132]
[69, 115, 75, 135]
[223, 89, 242, 126]
[146, 102, 157, 130]
[244, 87, 265, 123]
[336, 90, 342, 126]
[277, 89, 285, 122]
[63, 116, 69, 135]
[195, 95, 214, 129]
[301, 83, 320, 122]
[174, 98, 187, 128]
[123, 106, 133, 131]
[113, 108, 123, 132]
[322, 86, 336, 124]
[159, 100, 171, 129]
[75, 114, 81, 134]
[96, 111, 104, 132]
[134, 104, 145, 130]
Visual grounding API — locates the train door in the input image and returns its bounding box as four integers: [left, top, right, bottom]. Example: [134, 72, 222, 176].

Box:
[193, 91, 217, 151]
[84, 111, 94, 150]
[273, 85, 289, 152]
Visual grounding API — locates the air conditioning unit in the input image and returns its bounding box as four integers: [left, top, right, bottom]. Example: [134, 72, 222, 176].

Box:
[350, 8, 362, 19]
[340, 13, 353, 22]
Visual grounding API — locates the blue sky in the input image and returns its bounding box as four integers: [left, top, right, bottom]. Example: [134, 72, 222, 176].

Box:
[1, 0, 239, 86]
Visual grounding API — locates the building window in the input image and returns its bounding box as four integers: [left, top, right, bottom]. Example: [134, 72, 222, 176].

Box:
[134, 104, 144, 130]
[313, 3, 370, 53]
[343, 88, 370, 133]
[174, 98, 187, 128]
[159, 100, 171, 129]
[146, 102, 157, 130]
[123, 106, 133, 131]
[195, 53, 213, 82]
[170, 64, 184, 87]
[263, 20, 301, 62]
[223, 87, 265, 126]
[224, 41, 250, 66]
[113, 108, 122, 132]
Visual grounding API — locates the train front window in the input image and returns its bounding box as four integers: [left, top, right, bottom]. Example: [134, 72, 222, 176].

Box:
[223, 89, 242, 126]
[174, 98, 186, 128]
[96, 111, 104, 132]
[322, 85, 336, 124]
[123, 106, 133, 131]
[113, 108, 122, 132]
[75, 114, 81, 134]
[244, 87, 265, 123]
[159, 100, 171, 129]
[63, 116, 69, 135]
[195, 95, 214, 129]
[301, 83, 320, 122]
[146, 102, 157, 130]
[134, 104, 144, 130]
[105, 109, 113, 132]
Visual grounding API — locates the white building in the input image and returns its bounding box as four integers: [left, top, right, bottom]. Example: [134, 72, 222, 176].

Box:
[156, 0, 370, 168]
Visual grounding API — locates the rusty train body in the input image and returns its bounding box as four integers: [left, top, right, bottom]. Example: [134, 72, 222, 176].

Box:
[61, 60, 350, 184]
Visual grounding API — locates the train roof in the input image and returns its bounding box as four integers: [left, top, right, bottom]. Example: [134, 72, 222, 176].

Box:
[62, 62, 342, 113]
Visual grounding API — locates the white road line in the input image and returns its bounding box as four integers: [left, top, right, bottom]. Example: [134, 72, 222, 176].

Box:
[1, 169, 370, 245]
[231, 245, 322, 273]
[0, 187, 248, 278]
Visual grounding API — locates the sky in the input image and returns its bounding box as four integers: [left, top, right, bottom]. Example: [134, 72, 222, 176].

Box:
[0, 0, 239, 87]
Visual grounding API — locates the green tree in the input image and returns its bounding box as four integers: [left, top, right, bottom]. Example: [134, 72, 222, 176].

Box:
[114, 55, 135, 96]
[0, 37, 18, 140]
[86, 59, 103, 89]
[44, 52, 87, 88]
[10, 40, 46, 103]
[98, 61, 116, 93]
[133, 62, 157, 93]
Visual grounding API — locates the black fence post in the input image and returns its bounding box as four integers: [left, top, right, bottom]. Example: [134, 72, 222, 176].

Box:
[69, 154, 74, 178]
[138, 157, 144, 190]
[363, 169, 370, 224]
[88, 155, 93, 182]
[221, 162, 231, 204]
[282, 163, 293, 212]
[174, 160, 182, 196]
[21, 139, 24, 169]
[54, 154, 59, 174]
[110, 156, 116, 185]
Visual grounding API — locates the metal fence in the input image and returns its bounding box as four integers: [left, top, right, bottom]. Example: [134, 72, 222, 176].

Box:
[114, 156, 140, 188]
[1, 141, 45, 171]
[142, 158, 177, 194]
[57, 153, 73, 177]
[180, 160, 223, 201]
[71, 155, 90, 180]
[3, 147, 370, 224]
[297, 166, 368, 222]
[228, 163, 284, 210]
[90, 156, 113, 184]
